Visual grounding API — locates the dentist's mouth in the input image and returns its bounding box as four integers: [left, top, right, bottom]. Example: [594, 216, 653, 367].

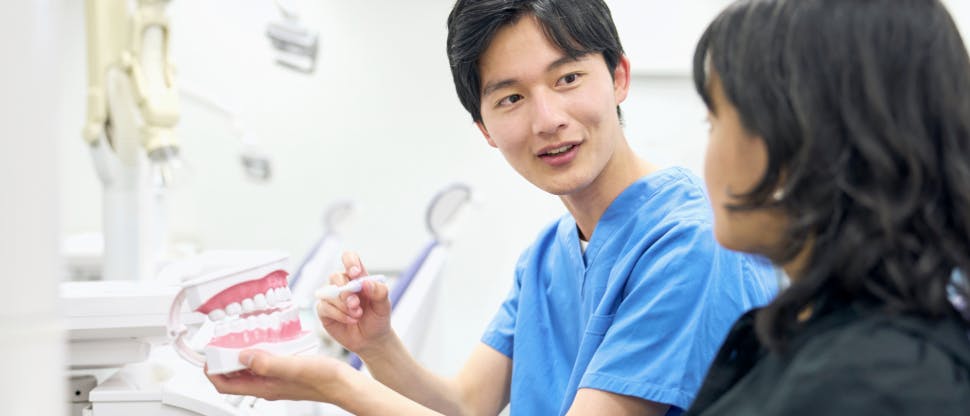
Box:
[538, 142, 581, 167]
[540, 144, 577, 157]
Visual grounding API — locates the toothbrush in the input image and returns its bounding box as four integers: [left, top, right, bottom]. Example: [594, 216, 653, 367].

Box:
[314, 275, 387, 300]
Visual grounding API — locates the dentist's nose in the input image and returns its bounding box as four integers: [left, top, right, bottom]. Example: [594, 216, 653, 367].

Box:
[530, 90, 567, 136]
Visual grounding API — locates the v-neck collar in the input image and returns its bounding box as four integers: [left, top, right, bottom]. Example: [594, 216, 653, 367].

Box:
[559, 167, 688, 269]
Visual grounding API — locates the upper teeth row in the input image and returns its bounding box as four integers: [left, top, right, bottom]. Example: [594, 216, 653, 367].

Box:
[207, 286, 293, 321]
[547, 145, 571, 155]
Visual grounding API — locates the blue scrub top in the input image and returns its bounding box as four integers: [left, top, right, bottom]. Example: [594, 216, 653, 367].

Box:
[481, 167, 778, 415]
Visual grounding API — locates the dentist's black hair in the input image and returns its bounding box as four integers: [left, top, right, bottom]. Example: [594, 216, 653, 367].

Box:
[694, 0, 970, 350]
[446, 0, 624, 123]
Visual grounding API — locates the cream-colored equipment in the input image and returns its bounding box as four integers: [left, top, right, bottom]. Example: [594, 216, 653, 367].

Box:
[82, 0, 181, 281]
[72, 2, 231, 414]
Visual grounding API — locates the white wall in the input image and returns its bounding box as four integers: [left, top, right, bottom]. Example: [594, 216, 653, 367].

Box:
[612, 0, 734, 76]
[55, 0, 970, 378]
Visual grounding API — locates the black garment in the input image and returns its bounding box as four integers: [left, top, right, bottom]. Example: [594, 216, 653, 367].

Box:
[685, 301, 970, 415]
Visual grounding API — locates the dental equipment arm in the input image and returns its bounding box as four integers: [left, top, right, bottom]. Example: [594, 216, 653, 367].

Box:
[82, 0, 180, 280]
[178, 83, 273, 182]
[83, 0, 180, 178]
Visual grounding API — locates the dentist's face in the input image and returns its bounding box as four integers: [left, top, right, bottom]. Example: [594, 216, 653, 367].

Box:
[476, 15, 629, 196]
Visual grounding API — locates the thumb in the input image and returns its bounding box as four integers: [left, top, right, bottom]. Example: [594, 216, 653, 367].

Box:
[241, 349, 298, 379]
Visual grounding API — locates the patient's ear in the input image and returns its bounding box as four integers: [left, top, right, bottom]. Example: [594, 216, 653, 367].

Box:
[476, 122, 497, 148]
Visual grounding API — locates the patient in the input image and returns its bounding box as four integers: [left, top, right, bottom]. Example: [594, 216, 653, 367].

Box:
[685, 0, 970, 414]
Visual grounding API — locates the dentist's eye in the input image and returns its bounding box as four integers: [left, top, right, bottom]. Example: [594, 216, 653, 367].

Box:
[498, 94, 523, 107]
[557, 73, 582, 86]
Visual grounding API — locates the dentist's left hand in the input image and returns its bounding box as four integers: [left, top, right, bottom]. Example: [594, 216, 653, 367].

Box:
[206, 349, 353, 403]
[317, 252, 394, 357]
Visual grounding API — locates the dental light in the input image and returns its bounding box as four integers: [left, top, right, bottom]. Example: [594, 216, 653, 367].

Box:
[266, 0, 319, 74]
[179, 83, 274, 183]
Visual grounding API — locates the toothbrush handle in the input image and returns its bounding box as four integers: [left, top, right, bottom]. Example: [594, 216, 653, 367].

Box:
[314, 274, 387, 300]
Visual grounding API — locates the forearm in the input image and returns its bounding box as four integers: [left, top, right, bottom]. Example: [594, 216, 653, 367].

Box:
[333, 365, 446, 416]
[359, 333, 468, 415]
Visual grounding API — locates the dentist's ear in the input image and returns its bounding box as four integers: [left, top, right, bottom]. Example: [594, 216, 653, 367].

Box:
[613, 54, 632, 104]
[476, 121, 498, 148]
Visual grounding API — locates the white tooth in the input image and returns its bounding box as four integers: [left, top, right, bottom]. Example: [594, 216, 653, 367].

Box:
[208, 309, 226, 321]
[246, 316, 259, 330]
[230, 319, 246, 333]
[288, 307, 298, 321]
[548, 145, 571, 155]
[214, 322, 229, 337]
[280, 287, 292, 301]
[254, 293, 268, 309]
[258, 314, 272, 329]
[265, 289, 278, 305]
[242, 298, 255, 313]
[270, 312, 282, 329]
[226, 302, 242, 316]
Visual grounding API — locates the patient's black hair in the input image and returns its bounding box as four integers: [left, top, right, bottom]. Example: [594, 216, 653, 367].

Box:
[694, 0, 970, 349]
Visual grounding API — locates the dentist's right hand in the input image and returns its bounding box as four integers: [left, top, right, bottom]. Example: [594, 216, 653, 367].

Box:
[317, 252, 394, 356]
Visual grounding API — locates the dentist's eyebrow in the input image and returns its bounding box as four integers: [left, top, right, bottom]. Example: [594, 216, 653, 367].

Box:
[546, 55, 582, 72]
[481, 55, 585, 98]
[482, 79, 518, 98]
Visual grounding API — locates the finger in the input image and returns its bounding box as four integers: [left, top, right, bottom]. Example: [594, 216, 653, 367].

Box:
[327, 271, 350, 286]
[334, 280, 359, 311]
[319, 292, 355, 317]
[317, 299, 359, 324]
[206, 369, 261, 395]
[340, 252, 368, 278]
[324, 294, 362, 319]
[344, 292, 361, 310]
[325, 271, 362, 313]
[242, 349, 301, 380]
[320, 316, 343, 329]
[361, 280, 392, 317]
[206, 372, 233, 393]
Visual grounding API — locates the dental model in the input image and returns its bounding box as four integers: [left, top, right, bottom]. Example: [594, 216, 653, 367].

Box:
[168, 251, 319, 375]
[314, 274, 387, 300]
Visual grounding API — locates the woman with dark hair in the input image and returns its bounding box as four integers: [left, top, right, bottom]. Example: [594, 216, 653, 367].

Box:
[685, 0, 970, 414]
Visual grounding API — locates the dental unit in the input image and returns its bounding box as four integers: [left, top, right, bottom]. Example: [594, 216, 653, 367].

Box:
[168, 251, 319, 375]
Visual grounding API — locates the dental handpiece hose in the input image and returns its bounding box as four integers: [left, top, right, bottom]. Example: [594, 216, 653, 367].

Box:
[314, 275, 387, 300]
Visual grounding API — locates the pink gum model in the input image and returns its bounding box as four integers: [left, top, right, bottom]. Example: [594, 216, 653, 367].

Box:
[169, 251, 318, 375]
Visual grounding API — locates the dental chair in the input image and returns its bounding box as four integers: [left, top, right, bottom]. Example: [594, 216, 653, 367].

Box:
[346, 182, 475, 370]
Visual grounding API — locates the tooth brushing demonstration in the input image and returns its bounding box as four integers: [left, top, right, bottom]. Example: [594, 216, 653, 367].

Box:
[203, 1, 779, 414]
[167, 251, 319, 375]
[314, 275, 387, 300]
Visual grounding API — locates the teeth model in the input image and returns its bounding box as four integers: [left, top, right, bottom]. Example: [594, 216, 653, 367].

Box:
[168, 251, 318, 374]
